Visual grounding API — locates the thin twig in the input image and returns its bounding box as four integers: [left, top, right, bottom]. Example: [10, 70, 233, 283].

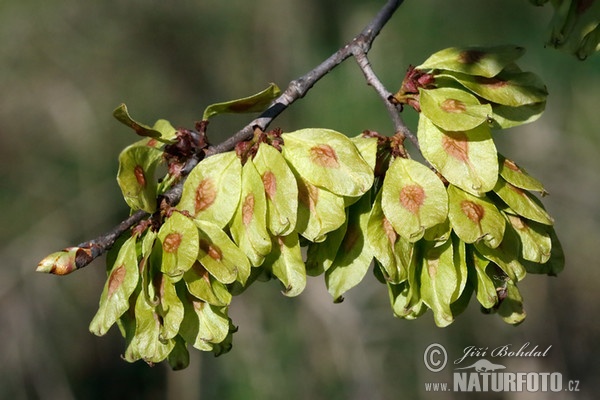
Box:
[207, 0, 404, 156]
[40, 0, 405, 274]
[351, 51, 411, 139]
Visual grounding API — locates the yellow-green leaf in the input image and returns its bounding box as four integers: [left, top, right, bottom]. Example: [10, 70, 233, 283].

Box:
[113, 103, 177, 143]
[202, 83, 281, 120]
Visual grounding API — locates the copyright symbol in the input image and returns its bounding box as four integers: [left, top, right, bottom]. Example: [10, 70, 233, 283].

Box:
[423, 343, 447, 372]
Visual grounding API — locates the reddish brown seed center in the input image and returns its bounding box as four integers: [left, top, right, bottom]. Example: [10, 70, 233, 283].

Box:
[507, 182, 525, 196]
[460, 200, 485, 224]
[442, 132, 469, 162]
[383, 217, 397, 245]
[343, 225, 359, 252]
[200, 239, 222, 261]
[108, 264, 126, 298]
[475, 76, 508, 88]
[298, 179, 319, 213]
[441, 98, 467, 113]
[195, 178, 217, 214]
[399, 184, 426, 214]
[134, 165, 146, 187]
[262, 171, 277, 200]
[242, 193, 255, 226]
[310, 144, 340, 168]
[459, 49, 485, 64]
[503, 158, 521, 172]
[163, 232, 182, 253]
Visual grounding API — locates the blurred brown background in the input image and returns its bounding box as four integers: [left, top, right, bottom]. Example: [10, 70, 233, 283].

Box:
[1, 0, 599, 399]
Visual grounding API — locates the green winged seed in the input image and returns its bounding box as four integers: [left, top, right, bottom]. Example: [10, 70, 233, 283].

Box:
[281, 128, 374, 197]
[345, 134, 379, 207]
[123, 291, 175, 364]
[167, 335, 190, 371]
[294, 172, 346, 243]
[305, 217, 348, 276]
[381, 157, 448, 242]
[117, 143, 163, 213]
[447, 184, 506, 248]
[467, 246, 498, 309]
[367, 188, 408, 284]
[474, 225, 527, 283]
[387, 281, 428, 320]
[90, 235, 139, 336]
[489, 102, 546, 129]
[325, 192, 373, 302]
[264, 233, 306, 297]
[424, 218, 452, 242]
[178, 151, 242, 228]
[449, 281, 474, 319]
[506, 214, 551, 264]
[404, 238, 422, 309]
[350, 134, 378, 171]
[230, 159, 271, 267]
[202, 83, 281, 120]
[417, 45, 525, 78]
[498, 154, 547, 194]
[451, 235, 469, 303]
[178, 287, 230, 352]
[195, 219, 251, 285]
[253, 143, 298, 236]
[157, 212, 200, 281]
[418, 115, 498, 196]
[184, 262, 233, 306]
[419, 87, 492, 131]
[155, 274, 184, 341]
[437, 69, 548, 107]
[419, 239, 458, 327]
[521, 227, 564, 276]
[493, 177, 553, 225]
[497, 280, 526, 325]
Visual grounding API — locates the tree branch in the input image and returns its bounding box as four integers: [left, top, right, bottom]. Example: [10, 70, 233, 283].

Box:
[37, 0, 405, 274]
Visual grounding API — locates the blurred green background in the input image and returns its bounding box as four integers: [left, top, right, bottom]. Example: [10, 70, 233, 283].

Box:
[1, 0, 599, 399]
